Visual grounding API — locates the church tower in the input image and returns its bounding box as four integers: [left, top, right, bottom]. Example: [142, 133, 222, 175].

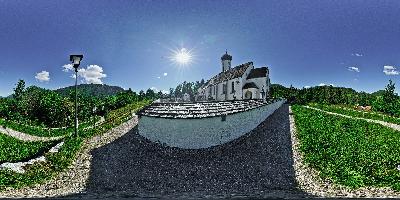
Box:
[221, 50, 232, 72]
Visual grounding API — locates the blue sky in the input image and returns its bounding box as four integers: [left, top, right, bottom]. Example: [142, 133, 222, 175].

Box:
[0, 0, 399, 96]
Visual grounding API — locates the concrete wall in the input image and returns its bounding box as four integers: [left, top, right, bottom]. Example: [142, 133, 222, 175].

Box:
[138, 99, 286, 149]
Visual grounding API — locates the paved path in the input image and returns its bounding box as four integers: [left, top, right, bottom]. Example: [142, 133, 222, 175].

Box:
[0, 117, 106, 142]
[0, 126, 64, 142]
[304, 106, 400, 132]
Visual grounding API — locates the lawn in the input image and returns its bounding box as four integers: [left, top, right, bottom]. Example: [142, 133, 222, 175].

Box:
[308, 103, 400, 125]
[292, 105, 400, 190]
[0, 116, 102, 138]
[0, 133, 56, 163]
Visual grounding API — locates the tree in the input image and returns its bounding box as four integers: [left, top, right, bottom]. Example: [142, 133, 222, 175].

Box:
[13, 79, 26, 100]
[381, 79, 399, 115]
[139, 90, 145, 100]
[146, 88, 156, 99]
[169, 88, 174, 98]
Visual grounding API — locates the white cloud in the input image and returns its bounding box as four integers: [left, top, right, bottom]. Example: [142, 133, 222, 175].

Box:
[157, 76, 161, 79]
[318, 83, 335, 87]
[304, 86, 311, 89]
[63, 64, 107, 84]
[383, 65, 399, 75]
[150, 87, 158, 92]
[351, 53, 363, 57]
[149, 87, 168, 94]
[347, 66, 360, 72]
[62, 64, 74, 72]
[163, 72, 168, 76]
[78, 65, 107, 84]
[35, 71, 50, 82]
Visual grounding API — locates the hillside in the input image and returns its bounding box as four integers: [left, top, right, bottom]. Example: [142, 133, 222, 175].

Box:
[371, 90, 385, 96]
[54, 84, 125, 97]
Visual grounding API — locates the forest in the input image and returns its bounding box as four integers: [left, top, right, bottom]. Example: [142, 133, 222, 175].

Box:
[270, 80, 400, 117]
[0, 80, 162, 128]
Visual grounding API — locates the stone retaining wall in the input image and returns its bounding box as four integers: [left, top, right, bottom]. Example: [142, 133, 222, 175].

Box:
[138, 99, 286, 149]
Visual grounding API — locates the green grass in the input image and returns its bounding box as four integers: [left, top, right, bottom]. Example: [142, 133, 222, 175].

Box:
[308, 103, 400, 125]
[292, 105, 400, 190]
[0, 133, 56, 163]
[0, 116, 102, 138]
[0, 100, 151, 190]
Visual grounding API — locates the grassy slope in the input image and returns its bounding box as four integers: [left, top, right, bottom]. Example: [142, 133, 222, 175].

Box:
[308, 103, 400, 125]
[292, 105, 400, 190]
[0, 100, 151, 190]
[0, 133, 55, 163]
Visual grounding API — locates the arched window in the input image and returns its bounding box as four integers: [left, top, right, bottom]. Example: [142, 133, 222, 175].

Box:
[231, 82, 235, 93]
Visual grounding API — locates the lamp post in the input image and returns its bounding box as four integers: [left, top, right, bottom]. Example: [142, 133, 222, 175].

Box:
[70, 55, 83, 137]
[93, 105, 97, 130]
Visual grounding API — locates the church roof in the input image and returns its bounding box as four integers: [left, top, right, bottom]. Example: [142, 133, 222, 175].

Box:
[242, 82, 259, 89]
[202, 62, 252, 88]
[221, 52, 232, 60]
[247, 67, 268, 79]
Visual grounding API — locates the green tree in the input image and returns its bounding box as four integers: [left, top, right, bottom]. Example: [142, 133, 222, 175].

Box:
[13, 79, 26, 100]
[381, 79, 399, 115]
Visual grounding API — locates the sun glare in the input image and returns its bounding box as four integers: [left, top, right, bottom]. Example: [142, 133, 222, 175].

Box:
[170, 48, 194, 66]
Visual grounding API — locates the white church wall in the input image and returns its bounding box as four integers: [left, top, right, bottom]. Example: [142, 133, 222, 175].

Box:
[138, 99, 286, 149]
[222, 60, 231, 72]
[216, 82, 225, 101]
[228, 77, 243, 100]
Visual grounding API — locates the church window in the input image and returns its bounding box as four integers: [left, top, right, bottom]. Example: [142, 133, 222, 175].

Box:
[222, 84, 227, 94]
[231, 82, 235, 93]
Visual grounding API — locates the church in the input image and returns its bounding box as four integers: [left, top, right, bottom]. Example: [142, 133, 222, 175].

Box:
[195, 51, 270, 101]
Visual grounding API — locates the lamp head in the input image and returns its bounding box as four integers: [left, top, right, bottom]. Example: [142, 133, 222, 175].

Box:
[70, 55, 83, 69]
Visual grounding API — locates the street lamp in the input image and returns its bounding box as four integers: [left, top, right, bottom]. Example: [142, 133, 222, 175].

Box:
[93, 105, 97, 129]
[70, 54, 83, 137]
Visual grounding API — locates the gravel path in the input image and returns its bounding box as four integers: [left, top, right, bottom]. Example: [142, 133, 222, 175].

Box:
[290, 106, 400, 198]
[304, 106, 400, 132]
[0, 116, 138, 198]
[65, 104, 312, 199]
[0, 126, 64, 142]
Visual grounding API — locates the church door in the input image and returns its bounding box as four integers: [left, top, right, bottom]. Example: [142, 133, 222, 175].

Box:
[245, 91, 252, 99]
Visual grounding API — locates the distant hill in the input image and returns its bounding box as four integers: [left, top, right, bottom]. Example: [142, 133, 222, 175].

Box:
[54, 84, 125, 97]
[371, 90, 385, 96]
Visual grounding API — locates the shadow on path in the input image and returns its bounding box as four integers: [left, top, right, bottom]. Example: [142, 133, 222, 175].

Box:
[64, 104, 315, 199]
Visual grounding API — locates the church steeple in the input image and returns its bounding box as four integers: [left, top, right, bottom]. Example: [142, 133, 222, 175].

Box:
[221, 50, 232, 72]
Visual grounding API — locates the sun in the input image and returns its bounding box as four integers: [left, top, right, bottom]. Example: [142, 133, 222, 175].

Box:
[169, 48, 194, 66]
